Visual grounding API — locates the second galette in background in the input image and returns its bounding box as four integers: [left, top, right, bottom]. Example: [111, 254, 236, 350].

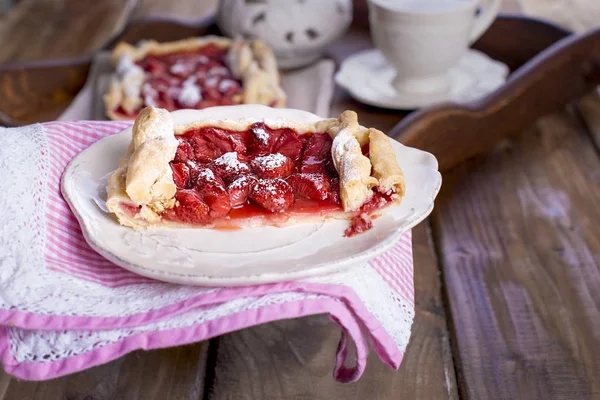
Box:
[104, 36, 286, 120]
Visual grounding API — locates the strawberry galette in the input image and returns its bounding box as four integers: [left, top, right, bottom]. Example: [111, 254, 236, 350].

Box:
[106, 106, 406, 236]
[104, 36, 286, 120]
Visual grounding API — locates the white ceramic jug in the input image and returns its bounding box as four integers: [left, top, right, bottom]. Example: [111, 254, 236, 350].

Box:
[217, 0, 353, 69]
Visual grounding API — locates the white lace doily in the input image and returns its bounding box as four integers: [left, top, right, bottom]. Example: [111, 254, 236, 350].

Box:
[0, 123, 414, 378]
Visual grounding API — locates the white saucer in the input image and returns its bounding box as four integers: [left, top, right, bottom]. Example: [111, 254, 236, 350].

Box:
[335, 48, 510, 110]
[61, 105, 441, 287]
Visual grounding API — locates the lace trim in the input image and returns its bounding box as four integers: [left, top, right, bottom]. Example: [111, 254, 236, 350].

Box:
[1, 124, 414, 365]
[0, 125, 49, 310]
[9, 266, 413, 363]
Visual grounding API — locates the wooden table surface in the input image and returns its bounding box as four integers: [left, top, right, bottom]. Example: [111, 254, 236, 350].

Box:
[1, 1, 599, 399]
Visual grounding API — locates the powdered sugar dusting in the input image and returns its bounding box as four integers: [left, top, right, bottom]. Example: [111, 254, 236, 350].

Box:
[252, 153, 287, 170]
[116, 55, 144, 100]
[205, 76, 219, 88]
[229, 175, 255, 190]
[251, 125, 269, 144]
[198, 168, 215, 181]
[208, 66, 229, 76]
[304, 173, 327, 190]
[214, 152, 250, 174]
[116, 55, 141, 78]
[141, 83, 157, 107]
[144, 107, 176, 145]
[178, 76, 202, 107]
[170, 63, 187, 75]
[332, 130, 361, 183]
[196, 55, 209, 64]
[258, 179, 288, 199]
[218, 79, 238, 93]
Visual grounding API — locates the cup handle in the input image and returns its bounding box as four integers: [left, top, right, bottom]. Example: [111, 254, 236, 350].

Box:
[469, 0, 502, 44]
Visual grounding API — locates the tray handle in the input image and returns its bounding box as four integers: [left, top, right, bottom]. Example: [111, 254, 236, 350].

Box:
[391, 27, 600, 171]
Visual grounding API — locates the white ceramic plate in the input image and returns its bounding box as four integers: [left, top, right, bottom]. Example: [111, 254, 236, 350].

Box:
[62, 105, 441, 286]
[335, 48, 509, 110]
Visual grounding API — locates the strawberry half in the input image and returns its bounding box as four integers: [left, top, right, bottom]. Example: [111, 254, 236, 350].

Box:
[202, 127, 247, 154]
[228, 175, 258, 208]
[168, 61, 197, 78]
[274, 128, 303, 162]
[201, 183, 231, 218]
[187, 133, 222, 162]
[173, 138, 194, 163]
[300, 133, 333, 174]
[194, 168, 231, 218]
[170, 163, 190, 189]
[251, 153, 295, 179]
[185, 161, 211, 186]
[211, 152, 251, 184]
[169, 189, 211, 224]
[140, 57, 167, 75]
[248, 122, 278, 155]
[287, 173, 332, 201]
[250, 179, 294, 213]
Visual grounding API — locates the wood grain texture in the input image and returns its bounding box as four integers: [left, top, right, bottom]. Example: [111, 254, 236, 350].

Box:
[0, 0, 217, 64]
[432, 108, 600, 399]
[3, 0, 600, 398]
[106, 15, 218, 50]
[0, 343, 209, 400]
[205, 224, 459, 400]
[0, 358, 123, 400]
[0, 0, 135, 63]
[112, 344, 209, 400]
[577, 92, 600, 149]
[0, 58, 90, 126]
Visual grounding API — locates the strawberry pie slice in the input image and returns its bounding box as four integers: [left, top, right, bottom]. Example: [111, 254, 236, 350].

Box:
[106, 106, 406, 236]
[104, 36, 286, 120]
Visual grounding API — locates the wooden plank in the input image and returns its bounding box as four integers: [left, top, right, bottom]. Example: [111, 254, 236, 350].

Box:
[113, 343, 209, 400]
[205, 224, 459, 400]
[0, 0, 136, 63]
[0, 342, 209, 400]
[432, 109, 600, 399]
[0, 359, 121, 400]
[0, 0, 217, 63]
[577, 92, 600, 149]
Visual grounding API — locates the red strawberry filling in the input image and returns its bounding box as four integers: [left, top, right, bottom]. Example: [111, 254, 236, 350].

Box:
[228, 175, 258, 208]
[112, 44, 244, 118]
[287, 173, 332, 201]
[250, 179, 294, 213]
[170, 163, 190, 189]
[122, 124, 396, 234]
[251, 153, 294, 179]
[345, 190, 396, 237]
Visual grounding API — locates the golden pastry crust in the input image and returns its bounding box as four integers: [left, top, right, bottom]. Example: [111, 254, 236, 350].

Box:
[104, 36, 286, 121]
[106, 106, 405, 228]
[106, 106, 178, 228]
[368, 129, 406, 197]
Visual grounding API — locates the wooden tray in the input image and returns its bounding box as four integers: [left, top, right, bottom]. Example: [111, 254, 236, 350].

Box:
[1, 13, 599, 171]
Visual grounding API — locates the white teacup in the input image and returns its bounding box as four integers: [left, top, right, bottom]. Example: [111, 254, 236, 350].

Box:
[368, 0, 501, 96]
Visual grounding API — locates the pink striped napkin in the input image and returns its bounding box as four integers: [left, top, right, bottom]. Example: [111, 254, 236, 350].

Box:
[0, 121, 415, 382]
